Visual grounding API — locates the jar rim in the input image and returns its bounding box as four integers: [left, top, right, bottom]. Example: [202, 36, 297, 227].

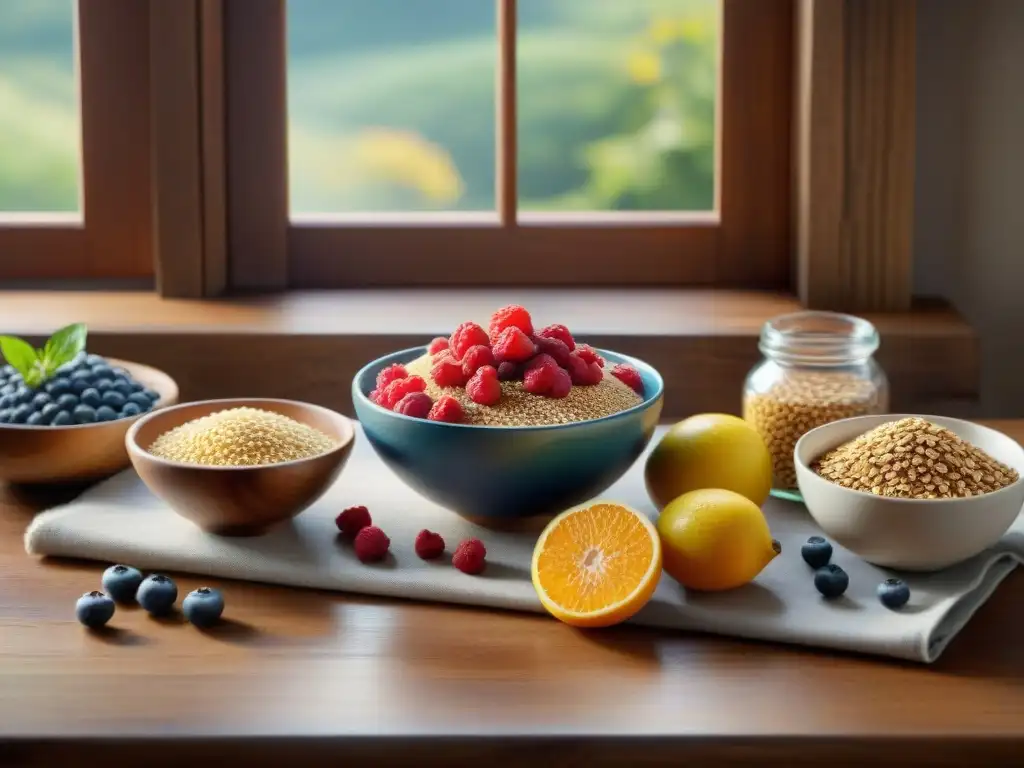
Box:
[759, 311, 879, 365]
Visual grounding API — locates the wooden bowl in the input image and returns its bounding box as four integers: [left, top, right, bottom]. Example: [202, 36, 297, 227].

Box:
[0, 359, 178, 485]
[126, 398, 355, 536]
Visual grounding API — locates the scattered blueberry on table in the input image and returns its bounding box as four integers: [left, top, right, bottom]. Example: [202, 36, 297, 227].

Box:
[75, 591, 116, 629]
[136, 574, 178, 616]
[877, 578, 911, 609]
[801, 535, 833, 569]
[814, 563, 849, 599]
[102, 564, 144, 603]
[0, 324, 159, 425]
[183, 587, 225, 628]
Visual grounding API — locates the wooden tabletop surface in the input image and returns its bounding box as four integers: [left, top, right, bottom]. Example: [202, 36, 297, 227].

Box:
[2, 422, 1024, 767]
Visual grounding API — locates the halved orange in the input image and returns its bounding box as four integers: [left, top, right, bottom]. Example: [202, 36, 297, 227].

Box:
[530, 501, 662, 628]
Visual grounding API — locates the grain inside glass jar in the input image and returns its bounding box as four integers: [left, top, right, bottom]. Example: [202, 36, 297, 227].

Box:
[742, 311, 888, 489]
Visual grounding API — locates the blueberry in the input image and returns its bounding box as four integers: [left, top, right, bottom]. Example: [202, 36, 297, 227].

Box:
[56, 393, 79, 410]
[0, 383, 16, 397]
[85, 354, 105, 367]
[0, 394, 13, 410]
[801, 536, 833, 569]
[137, 574, 178, 615]
[121, 402, 142, 417]
[0, 409, 11, 423]
[45, 377, 72, 397]
[102, 564, 144, 603]
[183, 587, 225, 628]
[1, 364, 14, 377]
[73, 404, 97, 424]
[10, 404, 32, 424]
[95, 405, 118, 422]
[127, 392, 151, 408]
[31, 392, 51, 409]
[26, 412, 44, 426]
[814, 564, 849, 599]
[75, 591, 116, 629]
[94, 378, 114, 392]
[38, 403, 59, 424]
[877, 578, 910, 610]
[112, 380, 133, 397]
[80, 388, 102, 408]
[12, 387, 32, 406]
[51, 410, 74, 426]
[70, 369, 94, 383]
[143, 388, 160, 402]
[70, 378, 90, 395]
[91, 364, 113, 377]
[101, 390, 126, 409]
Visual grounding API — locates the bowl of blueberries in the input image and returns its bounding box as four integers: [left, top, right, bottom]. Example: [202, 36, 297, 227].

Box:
[0, 323, 178, 484]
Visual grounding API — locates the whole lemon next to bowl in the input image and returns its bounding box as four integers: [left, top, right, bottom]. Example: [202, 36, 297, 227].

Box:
[656, 488, 781, 592]
[644, 413, 772, 509]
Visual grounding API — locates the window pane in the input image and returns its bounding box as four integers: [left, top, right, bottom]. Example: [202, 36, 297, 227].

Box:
[287, 0, 496, 215]
[518, 0, 718, 213]
[0, 0, 80, 214]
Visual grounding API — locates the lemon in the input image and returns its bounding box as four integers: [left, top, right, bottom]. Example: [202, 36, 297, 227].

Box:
[656, 488, 780, 592]
[644, 413, 772, 509]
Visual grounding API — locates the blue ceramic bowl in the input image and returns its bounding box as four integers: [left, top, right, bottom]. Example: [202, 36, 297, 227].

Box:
[352, 347, 664, 522]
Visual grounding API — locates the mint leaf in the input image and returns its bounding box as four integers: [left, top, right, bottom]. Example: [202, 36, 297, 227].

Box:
[0, 335, 44, 387]
[41, 323, 87, 376]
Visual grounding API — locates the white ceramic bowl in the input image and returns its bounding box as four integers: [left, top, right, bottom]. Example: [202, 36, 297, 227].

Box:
[795, 414, 1024, 571]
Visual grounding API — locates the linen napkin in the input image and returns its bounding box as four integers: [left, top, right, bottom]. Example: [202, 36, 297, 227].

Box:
[25, 426, 1024, 663]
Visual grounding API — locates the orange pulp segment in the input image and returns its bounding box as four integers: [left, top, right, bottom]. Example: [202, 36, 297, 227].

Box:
[530, 501, 662, 628]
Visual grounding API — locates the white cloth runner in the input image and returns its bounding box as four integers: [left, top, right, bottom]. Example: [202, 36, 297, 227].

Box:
[24, 426, 1024, 663]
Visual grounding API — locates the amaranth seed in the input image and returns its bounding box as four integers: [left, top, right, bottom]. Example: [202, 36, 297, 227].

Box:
[405, 354, 642, 427]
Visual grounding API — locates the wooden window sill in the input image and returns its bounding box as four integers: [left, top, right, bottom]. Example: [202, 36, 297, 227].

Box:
[0, 289, 978, 420]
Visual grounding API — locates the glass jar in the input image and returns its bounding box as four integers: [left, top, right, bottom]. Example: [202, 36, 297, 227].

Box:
[742, 311, 889, 490]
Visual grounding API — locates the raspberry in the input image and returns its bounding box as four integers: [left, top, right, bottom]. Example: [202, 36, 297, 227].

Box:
[575, 344, 605, 367]
[414, 529, 446, 560]
[461, 344, 495, 378]
[523, 354, 559, 395]
[492, 327, 536, 363]
[336, 505, 372, 539]
[449, 321, 489, 360]
[375, 363, 408, 391]
[536, 323, 575, 351]
[368, 388, 380, 404]
[427, 337, 450, 355]
[566, 353, 603, 386]
[427, 394, 464, 423]
[379, 375, 427, 409]
[610, 363, 644, 395]
[488, 304, 534, 344]
[431, 355, 467, 388]
[534, 336, 571, 368]
[466, 365, 501, 405]
[524, 365, 556, 395]
[496, 362, 522, 381]
[394, 392, 434, 418]
[354, 526, 390, 563]
[452, 538, 487, 575]
[548, 367, 572, 398]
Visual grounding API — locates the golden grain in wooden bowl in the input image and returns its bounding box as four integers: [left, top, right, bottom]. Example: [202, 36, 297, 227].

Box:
[126, 398, 356, 536]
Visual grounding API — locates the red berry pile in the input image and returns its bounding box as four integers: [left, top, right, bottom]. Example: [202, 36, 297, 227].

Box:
[337, 505, 487, 574]
[367, 304, 645, 422]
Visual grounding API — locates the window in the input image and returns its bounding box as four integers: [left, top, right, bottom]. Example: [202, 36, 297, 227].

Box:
[0, 0, 151, 283]
[224, 0, 793, 289]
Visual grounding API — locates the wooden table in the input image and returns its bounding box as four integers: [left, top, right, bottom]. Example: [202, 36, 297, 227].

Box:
[2, 423, 1023, 767]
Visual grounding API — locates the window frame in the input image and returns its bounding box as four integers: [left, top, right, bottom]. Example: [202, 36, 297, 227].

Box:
[221, 0, 794, 290]
[0, 0, 152, 283]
